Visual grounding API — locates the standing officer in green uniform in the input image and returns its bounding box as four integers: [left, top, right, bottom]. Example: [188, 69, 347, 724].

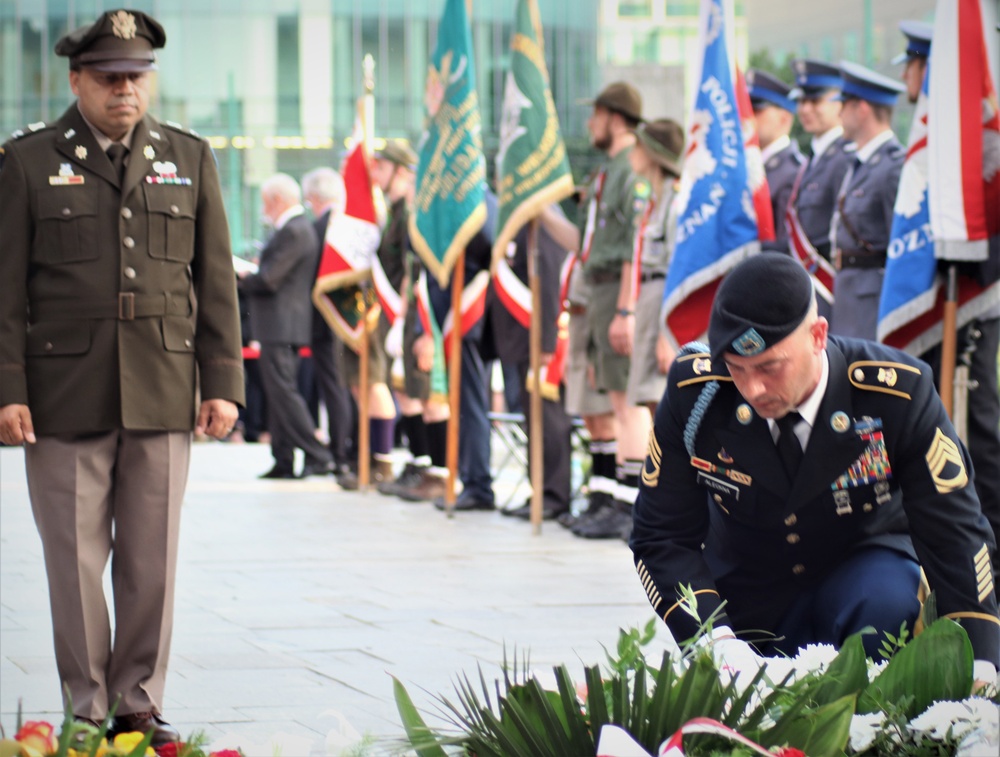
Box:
[0, 9, 244, 745]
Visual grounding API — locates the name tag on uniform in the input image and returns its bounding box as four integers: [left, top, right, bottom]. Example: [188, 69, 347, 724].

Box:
[696, 472, 740, 501]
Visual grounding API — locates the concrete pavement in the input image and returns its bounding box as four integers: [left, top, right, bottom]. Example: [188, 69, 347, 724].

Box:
[0, 442, 665, 755]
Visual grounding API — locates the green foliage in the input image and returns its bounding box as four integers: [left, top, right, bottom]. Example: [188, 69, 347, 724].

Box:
[858, 619, 973, 718]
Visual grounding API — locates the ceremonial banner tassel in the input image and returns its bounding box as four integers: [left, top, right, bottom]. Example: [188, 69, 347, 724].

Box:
[408, 0, 487, 287]
[878, 0, 1000, 369]
[661, 0, 763, 350]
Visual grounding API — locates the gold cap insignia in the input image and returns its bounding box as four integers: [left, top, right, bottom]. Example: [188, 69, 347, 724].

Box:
[877, 367, 897, 387]
[75, 145, 87, 160]
[736, 404, 753, 425]
[830, 411, 851, 433]
[111, 10, 138, 40]
[925, 427, 969, 494]
[143, 145, 155, 160]
[693, 357, 712, 375]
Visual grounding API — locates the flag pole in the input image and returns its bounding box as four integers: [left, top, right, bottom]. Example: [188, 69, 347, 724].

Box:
[527, 218, 545, 534]
[939, 264, 959, 418]
[445, 251, 466, 516]
[357, 53, 376, 491]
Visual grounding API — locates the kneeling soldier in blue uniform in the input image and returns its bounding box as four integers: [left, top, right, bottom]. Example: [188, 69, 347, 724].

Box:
[631, 254, 999, 686]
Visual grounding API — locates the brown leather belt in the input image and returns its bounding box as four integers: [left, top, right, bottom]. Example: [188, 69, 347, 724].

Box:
[833, 248, 886, 271]
[30, 293, 191, 321]
[566, 303, 587, 316]
[585, 269, 620, 285]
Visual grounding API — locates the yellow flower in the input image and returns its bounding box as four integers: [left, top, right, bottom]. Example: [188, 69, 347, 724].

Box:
[111, 733, 155, 756]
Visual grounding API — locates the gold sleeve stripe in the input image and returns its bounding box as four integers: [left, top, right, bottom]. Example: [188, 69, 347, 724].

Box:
[943, 611, 1000, 626]
[977, 563, 992, 585]
[636, 561, 662, 610]
[975, 543, 990, 563]
[662, 589, 720, 620]
[979, 583, 995, 604]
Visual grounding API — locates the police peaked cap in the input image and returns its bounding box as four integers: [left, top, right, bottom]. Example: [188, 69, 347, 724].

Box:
[837, 61, 905, 106]
[56, 9, 165, 72]
[708, 253, 814, 363]
[746, 69, 796, 113]
[892, 20, 933, 64]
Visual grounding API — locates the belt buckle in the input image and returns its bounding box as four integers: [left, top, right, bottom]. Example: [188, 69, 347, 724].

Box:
[118, 292, 135, 320]
[832, 249, 843, 272]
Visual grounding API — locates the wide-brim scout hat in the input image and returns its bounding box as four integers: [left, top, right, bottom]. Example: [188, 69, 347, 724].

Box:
[581, 82, 643, 123]
[375, 139, 418, 170]
[892, 20, 933, 65]
[709, 253, 814, 363]
[55, 9, 166, 73]
[635, 119, 684, 177]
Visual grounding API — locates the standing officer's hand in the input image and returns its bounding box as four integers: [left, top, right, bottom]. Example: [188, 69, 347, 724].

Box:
[0, 404, 36, 445]
[414, 334, 435, 373]
[196, 399, 239, 440]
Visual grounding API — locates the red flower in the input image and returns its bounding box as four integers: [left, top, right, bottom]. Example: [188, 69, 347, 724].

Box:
[775, 749, 806, 757]
[14, 721, 58, 757]
[208, 750, 243, 757]
[155, 742, 185, 757]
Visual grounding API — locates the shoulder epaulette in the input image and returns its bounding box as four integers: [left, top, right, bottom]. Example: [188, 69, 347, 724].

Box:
[847, 359, 921, 401]
[672, 350, 733, 389]
[8, 121, 52, 142]
[164, 121, 201, 139]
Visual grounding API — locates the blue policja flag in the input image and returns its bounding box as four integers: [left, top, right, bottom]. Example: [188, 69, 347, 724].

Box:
[877, 66, 938, 353]
[661, 0, 761, 349]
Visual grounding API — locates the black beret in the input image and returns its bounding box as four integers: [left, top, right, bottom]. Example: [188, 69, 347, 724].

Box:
[708, 253, 813, 363]
[55, 9, 166, 72]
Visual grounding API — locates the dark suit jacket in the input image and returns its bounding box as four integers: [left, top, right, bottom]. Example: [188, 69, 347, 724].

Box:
[242, 212, 319, 346]
[632, 337, 1000, 665]
[0, 105, 245, 434]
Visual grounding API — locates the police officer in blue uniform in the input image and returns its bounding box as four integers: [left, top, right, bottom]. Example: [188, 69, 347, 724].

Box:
[631, 254, 999, 683]
[746, 69, 803, 253]
[787, 60, 856, 263]
[894, 20, 1000, 584]
[829, 61, 906, 341]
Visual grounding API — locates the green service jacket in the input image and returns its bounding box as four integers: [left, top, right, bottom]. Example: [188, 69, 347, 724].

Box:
[0, 105, 245, 435]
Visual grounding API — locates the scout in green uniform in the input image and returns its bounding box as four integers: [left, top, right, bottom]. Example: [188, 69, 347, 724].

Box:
[0, 9, 244, 745]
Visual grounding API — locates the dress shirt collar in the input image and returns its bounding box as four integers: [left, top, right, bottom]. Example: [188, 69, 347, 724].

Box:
[767, 350, 829, 450]
[761, 134, 791, 164]
[855, 129, 895, 164]
[76, 103, 136, 152]
[273, 204, 305, 231]
[810, 125, 844, 159]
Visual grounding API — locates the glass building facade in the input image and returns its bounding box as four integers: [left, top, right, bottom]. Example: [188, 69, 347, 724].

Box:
[1, 0, 601, 250]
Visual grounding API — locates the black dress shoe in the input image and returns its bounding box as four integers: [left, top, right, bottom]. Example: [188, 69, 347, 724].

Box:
[433, 492, 495, 511]
[259, 466, 298, 479]
[300, 460, 335, 477]
[111, 712, 180, 748]
[504, 500, 569, 521]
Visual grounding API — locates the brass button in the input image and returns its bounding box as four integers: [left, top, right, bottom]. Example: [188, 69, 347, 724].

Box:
[786, 533, 800, 544]
[863, 503, 873, 513]
[784, 514, 797, 526]
[184, 338, 193, 348]
[123, 266, 136, 279]
[62, 207, 71, 216]
[123, 236, 135, 249]
[792, 564, 806, 575]
[170, 204, 180, 214]
[713, 494, 723, 504]
[44, 341, 53, 352]
[121, 207, 133, 220]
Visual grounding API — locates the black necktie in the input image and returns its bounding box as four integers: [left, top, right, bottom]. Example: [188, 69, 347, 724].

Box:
[106, 143, 127, 184]
[776, 412, 804, 478]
